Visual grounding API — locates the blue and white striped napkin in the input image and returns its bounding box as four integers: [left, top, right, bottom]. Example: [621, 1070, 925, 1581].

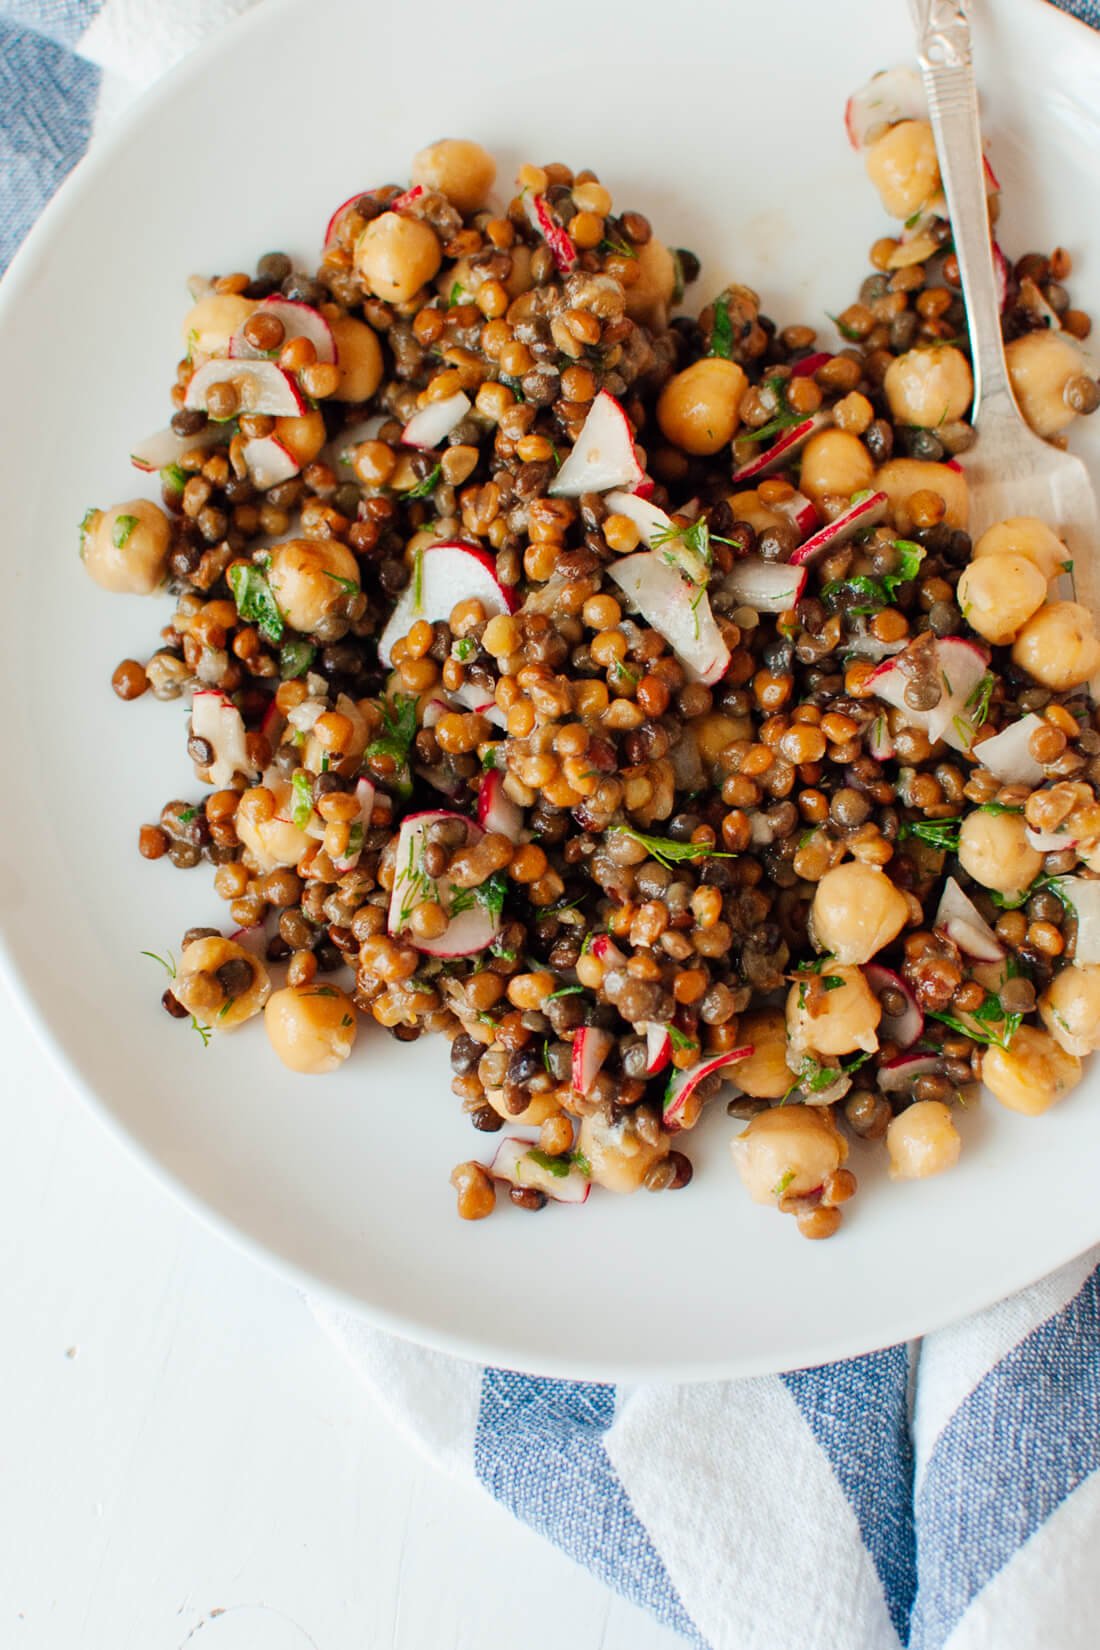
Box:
[5, 3, 1100, 1645]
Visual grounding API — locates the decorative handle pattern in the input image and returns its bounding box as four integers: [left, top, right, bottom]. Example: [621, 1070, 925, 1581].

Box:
[908, 0, 1022, 424]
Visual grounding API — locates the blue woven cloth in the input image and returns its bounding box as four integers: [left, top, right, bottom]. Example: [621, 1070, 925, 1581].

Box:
[6, 4, 1100, 1646]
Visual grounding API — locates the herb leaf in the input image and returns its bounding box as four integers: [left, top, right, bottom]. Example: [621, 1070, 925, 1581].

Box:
[112, 513, 139, 549]
[527, 1148, 571, 1179]
[228, 562, 285, 645]
[291, 770, 314, 829]
[710, 295, 734, 360]
[546, 984, 585, 1002]
[279, 640, 316, 680]
[405, 464, 442, 500]
[610, 824, 733, 869]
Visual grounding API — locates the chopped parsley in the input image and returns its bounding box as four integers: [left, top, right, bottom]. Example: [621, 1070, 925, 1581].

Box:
[480, 745, 502, 771]
[448, 871, 508, 924]
[709, 294, 734, 359]
[822, 541, 925, 615]
[290, 771, 314, 829]
[527, 1148, 572, 1178]
[323, 570, 361, 595]
[78, 506, 98, 558]
[966, 671, 995, 729]
[546, 984, 585, 1002]
[929, 989, 1022, 1050]
[228, 562, 284, 645]
[366, 693, 419, 782]
[610, 825, 733, 869]
[772, 1169, 795, 1199]
[448, 281, 467, 307]
[112, 513, 139, 549]
[279, 640, 316, 679]
[452, 636, 476, 663]
[667, 1025, 695, 1052]
[598, 234, 637, 260]
[177, 807, 197, 825]
[405, 464, 442, 500]
[160, 462, 188, 495]
[412, 547, 425, 608]
[828, 310, 865, 342]
[900, 801, 1022, 851]
[572, 1149, 592, 1178]
[140, 948, 211, 1047]
[649, 516, 718, 586]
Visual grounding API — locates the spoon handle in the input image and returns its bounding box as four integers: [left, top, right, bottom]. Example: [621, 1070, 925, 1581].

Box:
[909, 0, 1020, 426]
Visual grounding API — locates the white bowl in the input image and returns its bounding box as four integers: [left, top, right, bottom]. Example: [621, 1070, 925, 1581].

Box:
[2, 0, 1098, 1379]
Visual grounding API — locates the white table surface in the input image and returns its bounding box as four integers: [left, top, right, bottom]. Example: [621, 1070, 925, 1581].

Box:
[0, 979, 684, 1650]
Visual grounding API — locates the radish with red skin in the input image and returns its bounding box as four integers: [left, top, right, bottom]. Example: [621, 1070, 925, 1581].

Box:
[230, 298, 336, 364]
[731, 412, 830, 484]
[190, 690, 257, 790]
[387, 809, 502, 957]
[590, 935, 626, 968]
[402, 391, 471, 450]
[878, 1053, 945, 1094]
[632, 477, 657, 501]
[323, 184, 425, 249]
[867, 712, 896, 761]
[868, 635, 989, 752]
[603, 489, 673, 547]
[1053, 879, 1100, 965]
[935, 877, 1005, 962]
[608, 552, 729, 685]
[771, 489, 819, 538]
[571, 1026, 615, 1097]
[185, 358, 307, 418]
[789, 352, 834, 379]
[864, 964, 924, 1048]
[549, 392, 643, 498]
[523, 192, 577, 274]
[376, 541, 517, 667]
[242, 435, 301, 490]
[491, 1137, 590, 1204]
[1027, 825, 1079, 853]
[641, 1022, 672, 1077]
[789, 490, 889, 566]
[974, 715, 1045, 786]
[451, 678, 506, 729]
[130, 423, 228, 473]
[721, 557, 807, 613]
[331, 776, 376, 873]
[844, 65, 926, 148]
[477, 769, 523, 841]
[663, 1046, 753, 1129]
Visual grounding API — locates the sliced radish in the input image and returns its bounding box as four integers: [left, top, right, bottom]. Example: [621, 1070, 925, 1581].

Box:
[402, 391, 472, 450]
[523, 192, 577, 275]
[477, 769, 523, 840]
[332, 776, 377, 873]
[185, 359, 306, 417]
[491, 1137, 590, 1204]
[190, 690, 257, 790]
[868, 636, 989, 753]
[571, 1026, 615, 1096]
[663, 1046, 753, 1130]
[1027, 825, 1078, 854]
[789, 490, 889, 566]
[550, 392, 643, 498]
[387, 809, 501, 956]
[864, 964, 924, 1048]
[974, 715, 1045, 787]
[377, 542, 517, 667]
[789, 352, 834, 379]
[130, 423, 228, 473]
[632, 476, 657, 501]
[641, 1022, 672, 1077]
[935, 876, 1005, 962]
[603, 489, 674, 548]
[878, 1053, 944, 1094]
[1053, 878, 1100, 965]
[390, 183, 426, 212]
[242, 435, 301, 490]
[867, 711, 896, 760]
[771, 489, 819, 538]
[230, 298, 336, 364]
[844, 65, 926, 148]
[722, 557, 807, 613]
[324, 190, 368, 248]
[608, 552, 729, 685]
[451, 678, 507, 730]
[845, 632, 908, 663]
[732, 413, 829, 484]
[590, 934, 626, 969]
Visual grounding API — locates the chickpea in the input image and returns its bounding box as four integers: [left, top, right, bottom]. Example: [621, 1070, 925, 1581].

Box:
[1005, 330, 1088, 438]
[182, 292, 256, 357]
[876, 458, 969, 531]
[267, 538, 360, 633]
[484, 1086, 562, 1127]
[656, 358, 747, 455]
[957, 553, 1047, 645]
[731, 1104, 847, 1204]
[264, 982, 358, 1074]
[981, 1024, 1082, 1115]
[1039, 964, 1100, 1056]
[883, 345, 973, 428]
[786, 966, 881, 1057]
[726, 488, 785, 534]
[972, 516, 1068, 582]
[886, 1100, 961, 1180]
[732, 1009, 794, 1099]
[329, 315, 383, 402]
[864, 119, 940, 220]
[1011, 601, 1100, 691]
[81, 500, 172, 595]
[624, 238, 677, 329]
[957, 808, 1042, 899]
[577, 1108, 671, 1194]
[799, 429, 874, 504]
[274, 410, 327, 466]
[411, 139, 496, 215]
[355, 211, 442, 304]
[809, 862, 909, 965]
[236, 779, 311, 870]
[173, 936, 270, 1030]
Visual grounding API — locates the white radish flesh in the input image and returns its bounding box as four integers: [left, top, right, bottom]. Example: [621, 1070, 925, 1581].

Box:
[377, 542, 516, 667]
[402, 391, 471, 449]
[549, 392, 642, 497]
[608, 552, 729, 685]
[722, 557, 807, 613]
[571, 1026, 615, 1096]
[864, 964, 924, 1047]
[387, 809, 501, 956]
[130, 423, 228, 473]
[477, 769, 523, 840]
[789, 491, 889, 566]
[190, 691, 257, 790]
[491, 1136, 590, 1203]
[242, 435, 301, 490]
[975, 715, 1045, 787]
[935, 876, 1005, 962]
[185, 359, 306, 417]
[230, 298, 336, 363]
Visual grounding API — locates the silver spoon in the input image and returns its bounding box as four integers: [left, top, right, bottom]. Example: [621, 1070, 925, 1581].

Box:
[911, 0, 1100, 645]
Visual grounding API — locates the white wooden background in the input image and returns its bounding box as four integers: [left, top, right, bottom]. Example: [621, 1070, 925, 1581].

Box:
[0, 979, 683, 1650]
